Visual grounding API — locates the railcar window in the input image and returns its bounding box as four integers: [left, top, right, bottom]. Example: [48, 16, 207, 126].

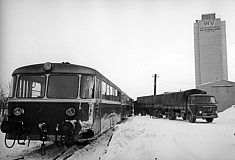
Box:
[117, 91, 121, 102]
[113, 89, 118, 101]
[101, 82, 120, 101]
[106, 85, 110, 100]
[47, 75, 78, 99]
[16, 75, 46, 98]
[110, 86, 113, 100]
[102, 81, 106, 99]
[96, 78, 101, 99]
[80, 76, 94, 99]
[106, 85, 115, 100]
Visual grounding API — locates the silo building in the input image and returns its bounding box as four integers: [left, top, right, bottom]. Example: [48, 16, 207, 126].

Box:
[194, 13, 228, 86]
[194, 13, 235, 111]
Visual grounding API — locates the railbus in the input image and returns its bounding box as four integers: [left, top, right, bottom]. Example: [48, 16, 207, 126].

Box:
[0, 62, 132, 154]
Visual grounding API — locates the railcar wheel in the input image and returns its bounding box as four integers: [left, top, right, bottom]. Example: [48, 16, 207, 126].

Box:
[206, 118, 213, 123]
[188, 112, 196, 123]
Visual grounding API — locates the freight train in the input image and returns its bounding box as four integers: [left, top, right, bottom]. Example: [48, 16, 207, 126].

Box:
[0, 62, 133, 154]
[135, 89, 218, 123]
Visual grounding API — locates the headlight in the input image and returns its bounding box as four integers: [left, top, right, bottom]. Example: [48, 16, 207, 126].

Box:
[43, 62, 52, 71]
[199, 111, 202, 114]
[13, 107, 24, 116]
[66, 108, 76, 117]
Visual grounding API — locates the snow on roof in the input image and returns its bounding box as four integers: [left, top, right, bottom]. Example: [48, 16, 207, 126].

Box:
[197, 80, 235, 87]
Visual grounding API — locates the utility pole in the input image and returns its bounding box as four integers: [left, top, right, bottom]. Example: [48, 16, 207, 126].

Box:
[153, 74, 159, 95]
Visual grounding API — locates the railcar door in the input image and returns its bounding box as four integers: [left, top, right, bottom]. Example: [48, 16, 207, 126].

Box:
[93, 103, 101, 135]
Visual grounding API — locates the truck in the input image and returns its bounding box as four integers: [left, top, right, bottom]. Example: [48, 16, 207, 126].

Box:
[135, 89, 218, 123]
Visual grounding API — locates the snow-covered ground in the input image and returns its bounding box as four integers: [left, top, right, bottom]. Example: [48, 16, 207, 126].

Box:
[1, 106, 235, 160]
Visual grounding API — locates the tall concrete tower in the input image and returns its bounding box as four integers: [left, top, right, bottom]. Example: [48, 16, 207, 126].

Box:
[194, 13, 228, 87]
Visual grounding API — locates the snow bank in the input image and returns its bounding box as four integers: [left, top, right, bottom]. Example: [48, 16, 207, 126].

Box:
[101, 107, 235, 160]
[217, 105, 235, 124]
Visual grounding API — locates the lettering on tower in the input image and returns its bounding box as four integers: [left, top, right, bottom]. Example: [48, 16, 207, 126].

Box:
[203, 20, 215, 27]
[200, 19, 220, 32]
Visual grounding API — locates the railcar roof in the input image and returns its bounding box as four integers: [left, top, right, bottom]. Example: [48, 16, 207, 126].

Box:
[13, 63, 96, 74]
[12, 62, 121, 91]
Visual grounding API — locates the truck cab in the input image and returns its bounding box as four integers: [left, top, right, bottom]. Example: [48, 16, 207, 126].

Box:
[187, 94, 218, 123]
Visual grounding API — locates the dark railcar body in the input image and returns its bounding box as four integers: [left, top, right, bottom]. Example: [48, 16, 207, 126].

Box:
[121, 92, 134, 118]
[1, 62, 133, 150]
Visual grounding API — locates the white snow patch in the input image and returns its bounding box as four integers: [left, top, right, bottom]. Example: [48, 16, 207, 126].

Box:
[0, 133, 43, 159]
[100, 107, 235, 160]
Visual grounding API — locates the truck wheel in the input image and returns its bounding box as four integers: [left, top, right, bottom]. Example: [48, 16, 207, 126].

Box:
[206, 118, 213, 123]
[188, 112, 196, 123]
[152, 110, 157, 117]
[156, 111, 161, 118]
[168, 111, 172, 120]
[169, 110, 176, 120]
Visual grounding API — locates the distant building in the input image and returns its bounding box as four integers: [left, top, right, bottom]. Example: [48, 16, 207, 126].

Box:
[194, 13, 228, 86]
[194, 13, 235, 111]
[197, 80, 235, 112]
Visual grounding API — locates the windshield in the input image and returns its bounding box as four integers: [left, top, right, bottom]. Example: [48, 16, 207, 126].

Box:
[47, 75, 79, 99]
[189, 96, 216, 104]
[16, 75, 46, 98]
[80, 75, 94, 99]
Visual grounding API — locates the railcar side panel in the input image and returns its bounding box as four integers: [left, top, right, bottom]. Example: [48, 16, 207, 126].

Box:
[100, 102, 122, 133]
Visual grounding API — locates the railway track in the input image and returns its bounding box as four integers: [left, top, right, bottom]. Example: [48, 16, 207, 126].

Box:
[12, 127, 116, 160]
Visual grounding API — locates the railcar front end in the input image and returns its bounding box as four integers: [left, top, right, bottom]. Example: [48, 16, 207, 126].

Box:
[0, 62, 123, 154]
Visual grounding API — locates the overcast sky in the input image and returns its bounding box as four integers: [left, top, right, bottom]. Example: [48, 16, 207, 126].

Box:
[1, 0, 235, 99]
